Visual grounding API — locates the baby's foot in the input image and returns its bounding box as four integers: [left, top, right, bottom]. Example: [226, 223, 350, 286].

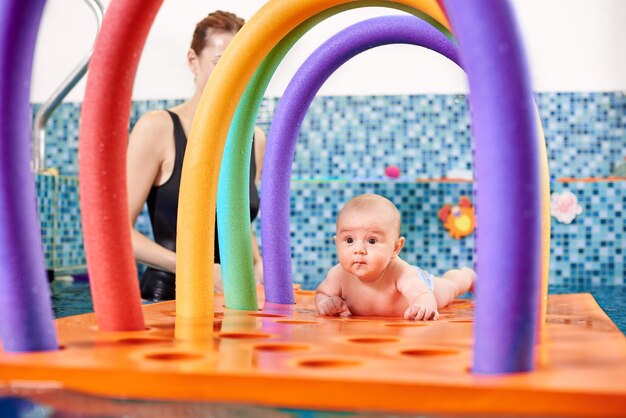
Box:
[460, 267, 477, 293]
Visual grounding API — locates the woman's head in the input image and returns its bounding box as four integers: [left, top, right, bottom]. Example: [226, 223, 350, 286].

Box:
[190, 11, 244, 56]
[188, 11, 245, 90]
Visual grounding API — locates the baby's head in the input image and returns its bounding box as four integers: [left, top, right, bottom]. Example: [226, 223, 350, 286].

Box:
[335, 194, 404, 281]
[337, 194, 401, 235]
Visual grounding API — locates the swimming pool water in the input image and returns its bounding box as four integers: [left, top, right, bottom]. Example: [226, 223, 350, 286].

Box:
[49, 280, 626, 333]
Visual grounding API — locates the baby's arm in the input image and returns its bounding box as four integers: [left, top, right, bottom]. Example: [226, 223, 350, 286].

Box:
[396, 270, 439, 321]
[316, 265, 351, 317]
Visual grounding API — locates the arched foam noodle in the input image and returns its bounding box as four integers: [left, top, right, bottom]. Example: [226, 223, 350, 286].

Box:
[260, 15, 461, 303]
[183, 0, 448, 316]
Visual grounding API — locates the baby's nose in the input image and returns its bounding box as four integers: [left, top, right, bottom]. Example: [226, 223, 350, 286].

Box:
[353, 241, 367, 254]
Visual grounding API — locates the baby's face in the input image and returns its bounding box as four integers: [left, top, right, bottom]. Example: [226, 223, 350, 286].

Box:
[335, 209, 401, 282]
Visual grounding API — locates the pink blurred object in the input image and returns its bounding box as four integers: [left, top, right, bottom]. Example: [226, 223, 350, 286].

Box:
[385, 165, 401, 178]
[550, 190, 583, 224]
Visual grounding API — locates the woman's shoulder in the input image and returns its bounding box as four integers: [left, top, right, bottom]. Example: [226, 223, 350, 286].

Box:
[133, 109, 174, 135]
[128, 110, 176, 160]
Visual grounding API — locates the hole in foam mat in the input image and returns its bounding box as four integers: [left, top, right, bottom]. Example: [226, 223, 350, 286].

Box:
[89, 325, 154, 332]
[298, 358, 361, 368]
[217, 332, 272, 340]
[116, 337, 170, 345]
[347, 337, 399, 344]
[400, 348, 459, 357]
[384, 322, 429, 328]
[448, 319, 474, 323]
[144, 352, 203, 361]
[254, 343, 310, 352]
[275, 320, 318, 325]
[248, 313, 286, 318]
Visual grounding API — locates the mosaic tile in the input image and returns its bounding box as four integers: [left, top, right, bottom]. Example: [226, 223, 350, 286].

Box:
[32, 92, 625, 288]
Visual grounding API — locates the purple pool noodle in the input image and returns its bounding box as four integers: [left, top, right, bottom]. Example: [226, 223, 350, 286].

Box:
[0, 0, 58, 351]
[445, 0, 541, 373]
[261, 15, 461, 304]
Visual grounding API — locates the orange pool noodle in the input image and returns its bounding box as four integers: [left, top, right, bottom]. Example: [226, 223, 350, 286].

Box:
[176, 0, 448, 322]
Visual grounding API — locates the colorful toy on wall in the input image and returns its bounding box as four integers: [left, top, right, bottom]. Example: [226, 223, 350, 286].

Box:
[550, 190, 582, 224]
[438, 196, 476, 239]
[385, 165, 401, 178]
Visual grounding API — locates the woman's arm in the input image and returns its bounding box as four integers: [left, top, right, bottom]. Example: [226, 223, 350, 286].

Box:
[251, 126, 267, 284]
[127, 110, 176, 273]
[250, 225, 263, 284]
[253, 126, 266, 184]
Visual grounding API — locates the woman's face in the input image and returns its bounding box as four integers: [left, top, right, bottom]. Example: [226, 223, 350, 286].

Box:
[188, 29, 236, 92]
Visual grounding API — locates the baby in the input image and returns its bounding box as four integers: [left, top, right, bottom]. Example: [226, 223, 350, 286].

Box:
[315, 194, 475, 320]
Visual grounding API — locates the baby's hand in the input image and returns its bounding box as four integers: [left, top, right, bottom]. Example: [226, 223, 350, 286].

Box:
[404, 293, 439, 321]
[317, 295, 351, 317]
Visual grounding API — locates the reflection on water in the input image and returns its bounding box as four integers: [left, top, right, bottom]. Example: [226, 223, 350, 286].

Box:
[50, 279, 93, 318]
[548, 284, 626, 333]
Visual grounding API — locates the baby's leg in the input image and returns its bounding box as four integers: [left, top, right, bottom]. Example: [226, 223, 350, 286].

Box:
[433, 267, 476, 308]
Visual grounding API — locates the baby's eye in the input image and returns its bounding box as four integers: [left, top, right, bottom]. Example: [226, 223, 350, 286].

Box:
[346, 237, 354, 244]
[367, 238, 377, 245]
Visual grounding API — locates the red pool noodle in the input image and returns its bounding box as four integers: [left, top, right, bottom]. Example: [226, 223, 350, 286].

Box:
[78, 0, 163, 331]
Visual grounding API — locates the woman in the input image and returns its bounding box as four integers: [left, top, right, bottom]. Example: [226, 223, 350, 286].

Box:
[127, 11, 265, 301]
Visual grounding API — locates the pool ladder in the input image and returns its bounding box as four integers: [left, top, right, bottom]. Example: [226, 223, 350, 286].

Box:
[31, 0, 104, 173]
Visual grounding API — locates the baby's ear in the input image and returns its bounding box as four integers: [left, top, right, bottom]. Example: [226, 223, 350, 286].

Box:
[393, 236, 405, 257]
[333, 235, 337, 245]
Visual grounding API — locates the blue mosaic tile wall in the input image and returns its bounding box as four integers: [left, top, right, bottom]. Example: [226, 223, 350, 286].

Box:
[35, 174, 85, 273]
[260, 180, 624, 290]
[33, 92, 625, 288]
[549, 181, 625, 287]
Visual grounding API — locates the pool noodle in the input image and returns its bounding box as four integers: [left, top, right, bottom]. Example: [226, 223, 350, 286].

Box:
[216, 1, 440, 309]
[445, 0, 541, 373]
[177, 0, 447, 320]
[78, 0, 163, 331]
[0, 0, 58, 352]
[261, 15, 461, 303]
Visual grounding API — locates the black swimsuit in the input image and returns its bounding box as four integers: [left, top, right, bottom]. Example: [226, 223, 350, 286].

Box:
[139, 110, 260, 301]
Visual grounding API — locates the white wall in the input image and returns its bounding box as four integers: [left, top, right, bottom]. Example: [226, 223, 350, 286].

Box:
[31, 0, 626, 103]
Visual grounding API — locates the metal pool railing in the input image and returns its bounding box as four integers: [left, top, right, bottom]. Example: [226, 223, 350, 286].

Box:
[31, 0, 104, 173]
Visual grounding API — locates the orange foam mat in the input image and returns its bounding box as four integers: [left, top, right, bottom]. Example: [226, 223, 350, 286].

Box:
[1, 291, 625, 417]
